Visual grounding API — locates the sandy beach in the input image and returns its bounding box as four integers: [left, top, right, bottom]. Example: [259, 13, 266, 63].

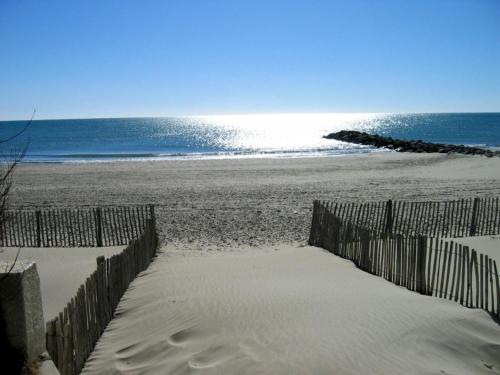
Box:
[8, 152, 500, 374]
[11, 153, 500, 249]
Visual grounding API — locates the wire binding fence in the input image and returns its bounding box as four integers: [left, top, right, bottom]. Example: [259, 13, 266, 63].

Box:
[45, 218, 159, 375]
[0, 205, 155, 247]
[309, 200, 500, 318]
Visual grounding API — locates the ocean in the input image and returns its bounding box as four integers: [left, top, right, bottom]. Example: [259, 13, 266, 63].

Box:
[0, 113, 499, 163]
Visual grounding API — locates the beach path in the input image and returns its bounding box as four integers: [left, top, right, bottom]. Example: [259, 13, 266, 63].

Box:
[82, 245, 500, 375]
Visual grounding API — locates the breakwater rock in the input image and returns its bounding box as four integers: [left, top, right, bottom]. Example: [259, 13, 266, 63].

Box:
[324, 130, 500, 157]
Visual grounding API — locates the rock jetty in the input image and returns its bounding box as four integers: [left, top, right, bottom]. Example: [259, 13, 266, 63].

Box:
[324, 130, 500, 157]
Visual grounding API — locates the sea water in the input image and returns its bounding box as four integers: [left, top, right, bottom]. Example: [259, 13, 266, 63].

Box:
[0, 113, 498, 163]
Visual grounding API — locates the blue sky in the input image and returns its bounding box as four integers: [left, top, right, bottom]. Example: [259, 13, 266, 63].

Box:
[1, 0, 499, 120]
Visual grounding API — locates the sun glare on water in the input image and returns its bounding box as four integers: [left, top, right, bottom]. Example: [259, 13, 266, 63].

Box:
[192, 113, 384, 152]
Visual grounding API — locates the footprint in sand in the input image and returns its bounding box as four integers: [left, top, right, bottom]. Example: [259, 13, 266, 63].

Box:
[115, 342, 156, 360]
[188, 345, 237, 370]
[167, 327, 201, 347]
[114, 340, 173, 372]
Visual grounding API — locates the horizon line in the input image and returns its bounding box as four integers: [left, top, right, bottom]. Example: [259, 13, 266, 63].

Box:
[1, 110, 500, 122]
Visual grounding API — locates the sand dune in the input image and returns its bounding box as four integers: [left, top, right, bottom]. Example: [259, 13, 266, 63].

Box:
[82, 245, 500, 375]
[0, 246, 123, 320]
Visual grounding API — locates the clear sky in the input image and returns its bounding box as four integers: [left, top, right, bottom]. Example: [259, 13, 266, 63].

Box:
[1, 0, 499, 120]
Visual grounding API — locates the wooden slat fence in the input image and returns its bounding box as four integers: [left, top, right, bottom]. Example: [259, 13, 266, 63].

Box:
[317, 197, 500, 238]
[309, 200, 500, 318]
[45, 218, 159, 375]
[0, 205, 154, 247]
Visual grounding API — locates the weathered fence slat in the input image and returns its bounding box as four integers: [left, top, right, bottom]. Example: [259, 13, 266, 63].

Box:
[465, 246, 472, 307]
[494, 260, 500, 316]
[472, 250, 479, 308]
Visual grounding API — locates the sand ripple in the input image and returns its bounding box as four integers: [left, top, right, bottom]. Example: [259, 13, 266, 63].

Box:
[82, 246, 500, 374]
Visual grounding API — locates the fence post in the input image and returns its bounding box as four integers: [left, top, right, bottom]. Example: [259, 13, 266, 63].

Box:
[360, 229, 370, 271]
[416, 235, 428, 295]
[148, 204, 156, 227]
[96, 256, 105, 267]
[35, 210, 41, 247]
[308, 200, 318, 246]
[469, 197, 480, 236]
[95, 208, 103, 247]
[384, 199, 393, 234]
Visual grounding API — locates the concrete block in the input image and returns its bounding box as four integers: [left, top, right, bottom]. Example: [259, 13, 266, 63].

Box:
[39, 352, 61, 375]
[0, 260, 46, 362]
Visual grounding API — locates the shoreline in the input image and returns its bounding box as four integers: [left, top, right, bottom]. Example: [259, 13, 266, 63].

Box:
[17, 148, 382, 164]
[14, 140, 500, 165]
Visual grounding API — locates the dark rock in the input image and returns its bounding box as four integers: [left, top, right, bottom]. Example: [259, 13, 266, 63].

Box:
[323, 130, 500, 157]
